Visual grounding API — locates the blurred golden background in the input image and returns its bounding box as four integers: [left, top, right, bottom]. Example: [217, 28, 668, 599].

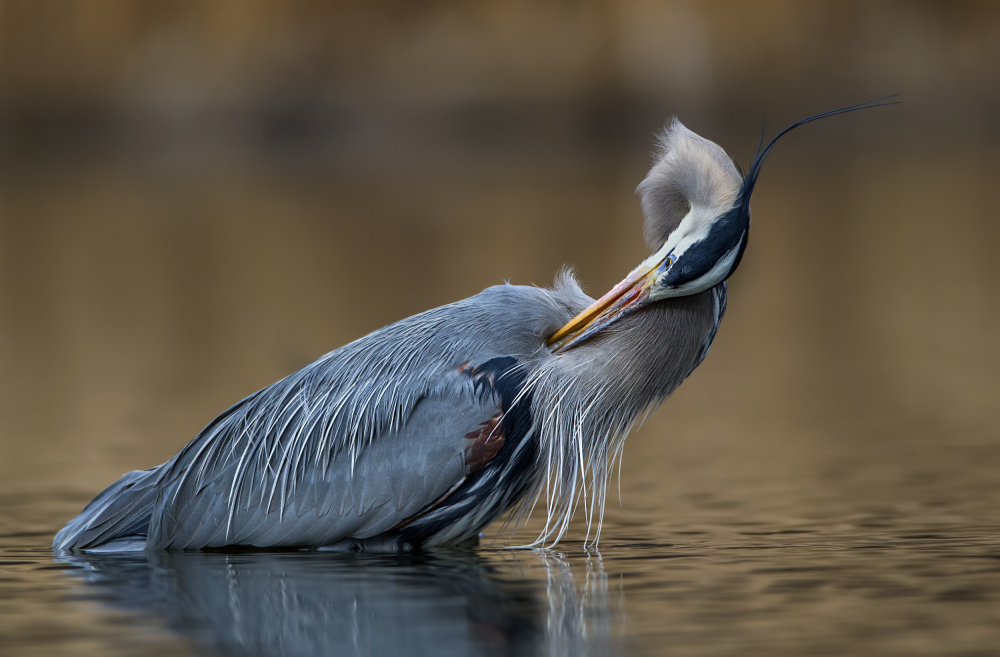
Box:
[2, 0, 999, 522]
[1, 2, 999, 653]
[2, 0, 997, 496]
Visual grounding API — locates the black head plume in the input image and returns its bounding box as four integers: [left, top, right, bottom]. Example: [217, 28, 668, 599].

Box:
[739, 95, 899, 212]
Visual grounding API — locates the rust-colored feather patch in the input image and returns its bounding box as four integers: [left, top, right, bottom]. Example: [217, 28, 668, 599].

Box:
[465, 409, 504, 474]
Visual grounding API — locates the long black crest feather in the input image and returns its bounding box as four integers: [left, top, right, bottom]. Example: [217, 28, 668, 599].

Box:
[741, 94, 899, 204]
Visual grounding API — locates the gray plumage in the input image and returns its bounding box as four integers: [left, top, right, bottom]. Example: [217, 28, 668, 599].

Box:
[56, 100, 892, 552]
[55, 274, 720, 551]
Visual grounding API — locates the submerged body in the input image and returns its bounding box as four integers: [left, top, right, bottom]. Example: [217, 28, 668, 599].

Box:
[55, 99, 890, 552]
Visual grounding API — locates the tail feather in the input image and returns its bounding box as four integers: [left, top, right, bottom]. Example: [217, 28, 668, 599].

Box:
[53, 467, 162, 551]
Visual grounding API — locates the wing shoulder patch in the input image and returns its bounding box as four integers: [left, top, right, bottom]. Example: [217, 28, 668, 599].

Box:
[464, 412, 504, 474]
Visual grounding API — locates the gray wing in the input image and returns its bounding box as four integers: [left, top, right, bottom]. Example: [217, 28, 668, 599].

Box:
[142, 284, 577, 550]
[147, 371, 498, 549]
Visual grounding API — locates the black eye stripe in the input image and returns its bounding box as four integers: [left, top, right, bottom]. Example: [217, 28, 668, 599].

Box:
[663, 206, 749, 287]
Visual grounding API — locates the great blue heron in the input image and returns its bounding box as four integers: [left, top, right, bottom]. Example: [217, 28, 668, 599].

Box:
[55, 98, 894, 553]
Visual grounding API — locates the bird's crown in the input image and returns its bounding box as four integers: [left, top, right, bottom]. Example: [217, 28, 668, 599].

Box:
[637, 119, 743, 251]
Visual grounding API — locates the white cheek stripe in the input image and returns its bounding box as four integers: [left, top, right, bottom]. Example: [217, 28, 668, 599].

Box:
[633, 206, 742, 298]
[629, 207, 711, 277]
[649, 241, 742, 300]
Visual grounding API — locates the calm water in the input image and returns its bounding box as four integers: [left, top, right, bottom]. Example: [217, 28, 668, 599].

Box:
[1, 132, 999, 655]
[5, 478, 1000, 656]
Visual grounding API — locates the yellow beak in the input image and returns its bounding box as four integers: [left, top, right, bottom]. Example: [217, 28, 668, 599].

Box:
[547, 257, 665, 353]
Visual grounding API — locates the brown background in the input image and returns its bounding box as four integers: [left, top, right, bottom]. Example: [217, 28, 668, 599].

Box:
[0, 3, 999, 653]
[0, 0, 1000, 655]
[1, 0, 996, 503]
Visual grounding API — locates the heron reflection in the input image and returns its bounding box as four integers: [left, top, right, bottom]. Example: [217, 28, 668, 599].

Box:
[56, 547, 622, 657]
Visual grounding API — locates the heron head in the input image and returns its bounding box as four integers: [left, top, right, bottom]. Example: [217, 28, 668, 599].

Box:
[548, 97, 897, 352]
[638, 119, 749, 301]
